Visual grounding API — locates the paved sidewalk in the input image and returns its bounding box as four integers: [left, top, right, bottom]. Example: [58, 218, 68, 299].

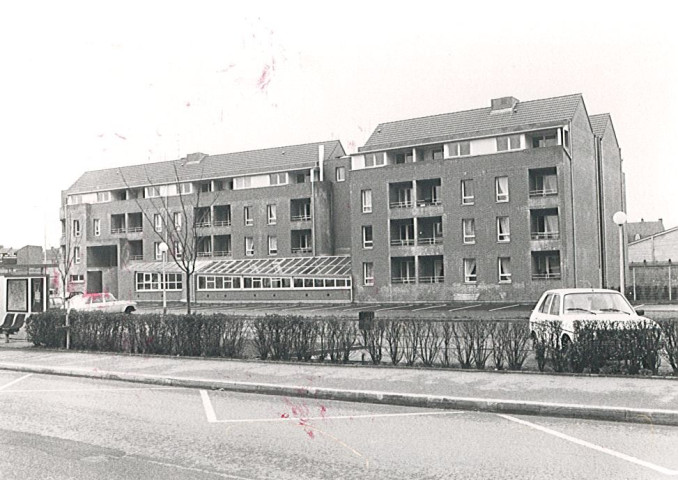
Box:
[1, 339, 677, 426]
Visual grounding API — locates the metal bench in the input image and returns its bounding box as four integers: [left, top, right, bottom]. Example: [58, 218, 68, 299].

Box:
[1, 313, 27, 342]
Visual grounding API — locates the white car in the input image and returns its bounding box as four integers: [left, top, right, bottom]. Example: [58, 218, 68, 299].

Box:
[529, 288, 651, 345]
[68, 292, 137, 314]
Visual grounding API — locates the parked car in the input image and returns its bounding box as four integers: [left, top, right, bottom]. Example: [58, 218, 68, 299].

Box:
[67, 292, 137, 314]
[529, 288, 652, 345]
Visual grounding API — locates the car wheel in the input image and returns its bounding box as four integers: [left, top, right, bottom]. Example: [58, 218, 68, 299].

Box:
[124, 306, 135, 314]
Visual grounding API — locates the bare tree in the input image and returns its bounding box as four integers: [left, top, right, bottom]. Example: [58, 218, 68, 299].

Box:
[56, 206, 83, 349]
[119, 161, 223, 314]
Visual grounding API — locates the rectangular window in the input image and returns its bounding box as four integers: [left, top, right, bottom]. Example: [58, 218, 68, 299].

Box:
[154, 214, 163, 233]
[267, 204, 277, 225]
[498, 257, 512, 283]
[364, 152, 385, 168]
[461, 179, 474, 205]
[269, 172, 288, 185]
[363, 262, 374, 286]
[395, 152, 413, 164]
[361, 189, 372, 213]
[362, 226, 373, 249]
[463, 258, 477, 283]
[432, 148, 444, 160]
[93, 219, 100, 237]
[70, 274, 85, 283]
[532, 133, 558, 148]
[449, 141, 471, 157]
[74, 247, 81, 264]
[154, 242, 162, 261]
[96, 191, 111, 203]
[245, 237, 254, 256]
[173, 212, 182, 231]
[495, 176, 509, 202]
[462, 218, 476, 244]
[533, 252, 562, 279]
[135, 272, 183, 292]
[179, 183, 193, 195]
[497, 216, 510, 242]
[244, 206, 253, 226]
[335, 166, 346, 182]
[563, 129, 570, 149]
[268, 236, 278, 256]
[145, 186, 161, 198]
[72, 219, 81, 237]
[200, 182, 212, 193]
[496, 134, 521, 151]
[174, 243, 183, 259]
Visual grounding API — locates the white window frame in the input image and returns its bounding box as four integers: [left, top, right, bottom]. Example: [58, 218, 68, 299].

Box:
[361, 189, 372, 213]
[267, 204, 277, 225]
[154, 242, 162, 261]
[497, 216, 510, 242]
[363, 262, 374, 286]
[362, 226, 373, 249]
[96, 191, 111, 203]
[70, 274, 85, 284]
[179, 183, 193, 195]
[154, 213, 163, 233]
[268, 236, 278, 256]
[462, 218, 476, 244]
[244, 206, 253, 226]
[461, 179, 474, 205]
[364, 152, 385, 168]
[335, 166, 346, 182]
[496, 134, 521, 152]
[449, 141, 471, 157]
[269, 172, 288, 186]
[72, 219, 81, 237]
[93, 219, 100, 237]
[463, 258, 477, 284]
[173, 212, 182, 232]
[74, 246, 81, 264]
[498, 257, 512, 283]
[135, 272, 183, 292]
[245, 237, 254, 256]
[174, 242, 183, 259]
[495, 176, 509, 203]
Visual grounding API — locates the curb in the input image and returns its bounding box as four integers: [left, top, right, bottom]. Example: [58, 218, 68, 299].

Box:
[2, 362, 678, 427]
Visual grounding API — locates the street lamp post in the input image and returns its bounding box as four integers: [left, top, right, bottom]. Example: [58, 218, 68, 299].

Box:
[612, 211, 627, 296]
[158, 242, 169, 315]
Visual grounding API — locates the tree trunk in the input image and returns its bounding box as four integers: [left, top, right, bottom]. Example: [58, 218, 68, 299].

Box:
[186, 271, 192, 315]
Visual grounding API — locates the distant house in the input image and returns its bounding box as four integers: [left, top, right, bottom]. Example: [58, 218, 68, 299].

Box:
[0, 246, 16, 260]
[626, 219, 664, 244]
[16, 245, 44, 265]
[628, 226, 678, 264]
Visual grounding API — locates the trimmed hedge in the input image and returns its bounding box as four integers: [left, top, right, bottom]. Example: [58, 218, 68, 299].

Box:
[24, 311, 678, 376]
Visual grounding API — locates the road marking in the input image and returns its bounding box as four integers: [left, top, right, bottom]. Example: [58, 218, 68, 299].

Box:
[375, 304, 413, 312]
[488, 304, 520, 312]
[0, 374, 32, 391]
[412, 304, 446, 312]
[448, 304, 481, 312]
[200, 390, 463, 424]
[498, 414, 678, 476]
[201, 389, 218, 423]
[0, 386, 181, 394]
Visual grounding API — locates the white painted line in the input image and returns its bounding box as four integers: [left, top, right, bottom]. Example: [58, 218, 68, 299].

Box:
[200, 389, 218, 423]
[1, 386, 181, 394]
[412, 304, 447, 312]
[498, 414, 678, 476]
[448, 304, 481, 312]
[0, 374, 32, 391]
[488, 304, 520, 312]
[375, 304, 414, 312]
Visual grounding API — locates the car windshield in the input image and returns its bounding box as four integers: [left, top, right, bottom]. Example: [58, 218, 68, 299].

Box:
[563, 292, 634, 315]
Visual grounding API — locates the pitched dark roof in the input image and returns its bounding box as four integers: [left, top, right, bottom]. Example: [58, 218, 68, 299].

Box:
[67, 140, 346, 194]
[589, 113, 611, 137]
[359, 94, 584, 152]
[626, 220, 665, 243]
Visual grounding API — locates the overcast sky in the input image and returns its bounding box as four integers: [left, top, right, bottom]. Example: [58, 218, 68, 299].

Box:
[1, 2, 676, 249]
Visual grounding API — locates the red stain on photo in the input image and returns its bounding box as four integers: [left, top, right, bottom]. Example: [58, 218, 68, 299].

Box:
[115, 133, 126, 140]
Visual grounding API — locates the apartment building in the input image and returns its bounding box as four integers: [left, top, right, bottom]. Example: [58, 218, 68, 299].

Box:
[349, 94, 625, 302]
[61, 93, 625, 304]
[61, 141, 353, 303]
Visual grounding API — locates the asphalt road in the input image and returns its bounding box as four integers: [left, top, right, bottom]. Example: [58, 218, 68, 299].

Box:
[1, 371, 677, 479]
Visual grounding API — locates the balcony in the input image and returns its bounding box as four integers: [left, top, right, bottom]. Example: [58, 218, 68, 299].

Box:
[213, 250, 232, 257]
[291, 199, 312, 223]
